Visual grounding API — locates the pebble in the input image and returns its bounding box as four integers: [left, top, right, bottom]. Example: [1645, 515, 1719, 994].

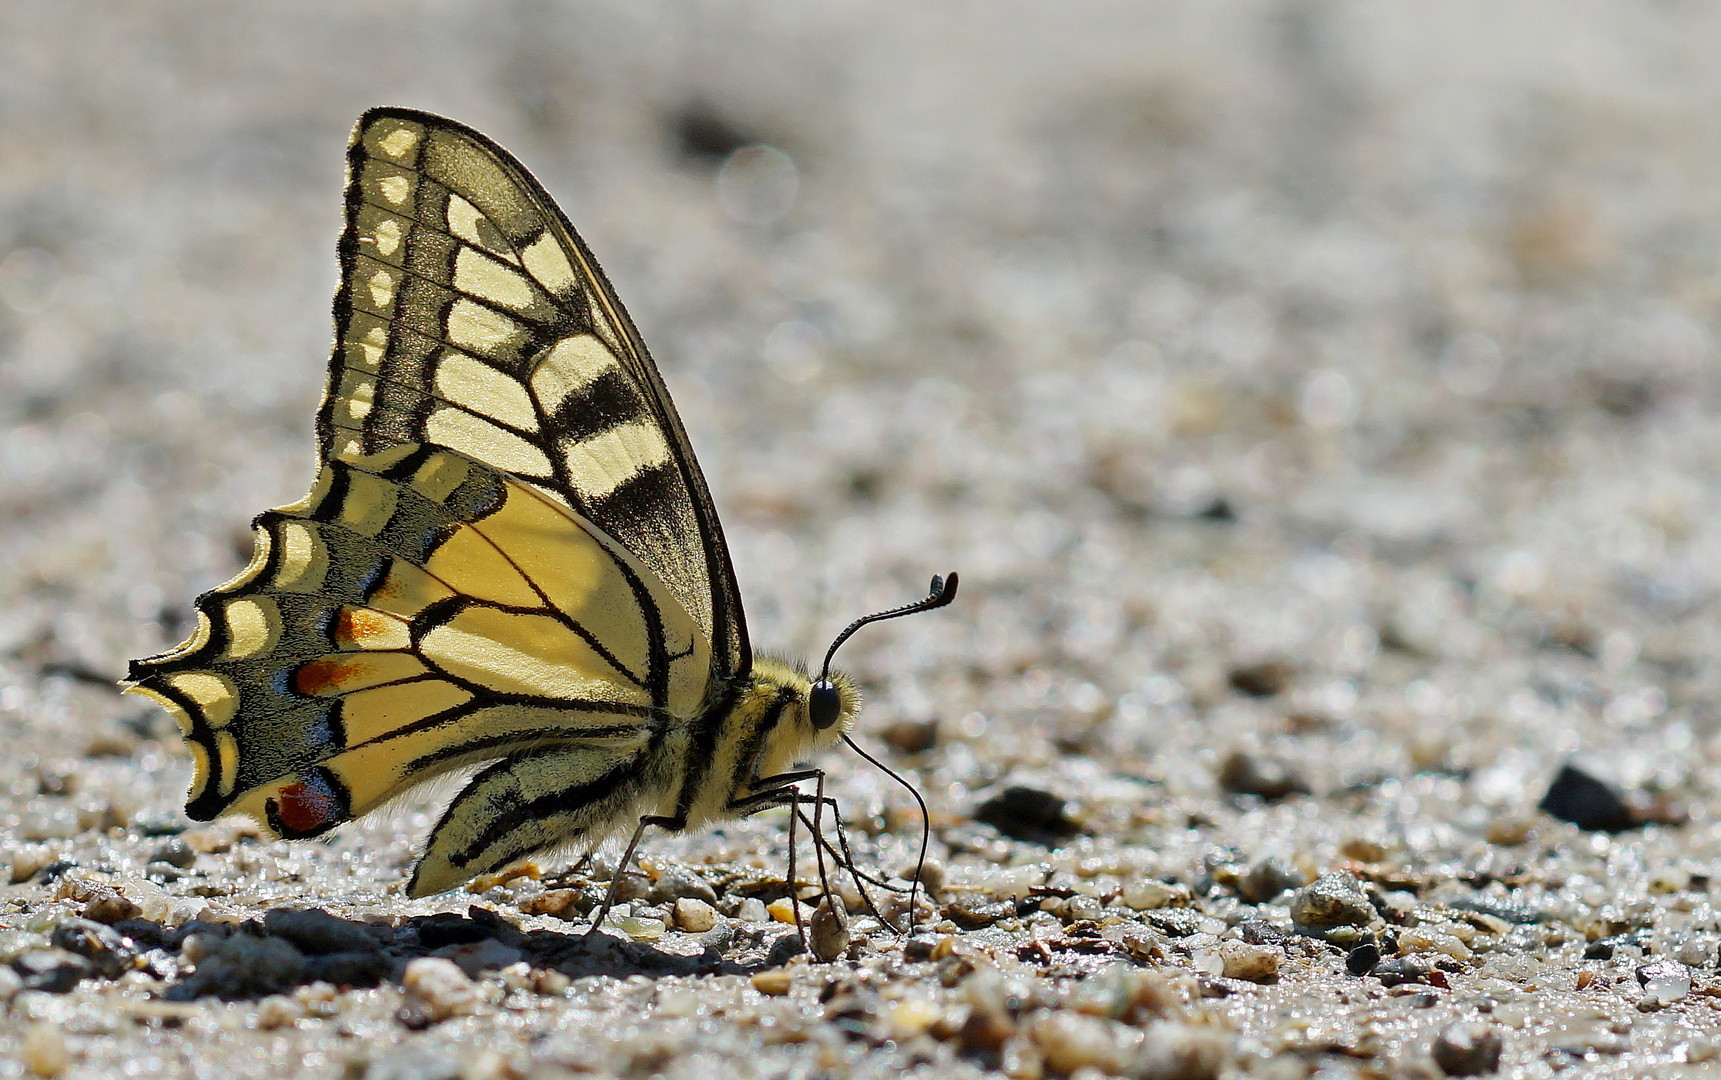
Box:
[1121, 878, 1189, 910]
[1216, 750, 1308, 800]
[1636, 959, 1691, 1005]
[50, 917, 136, 978]
[12, 949, 93, 993]
[401, 957, 481, 1024]
[519, 889, 586, 919]
[1217, 940, 1280, 982]
[973, 786, 1081, 844]
[1431, 1022, 1503, 1076]
[149, 837, 198, 869]
[1138, 1021, 1229, 1080]
[1288, 871, 1376, 932]
[1029, 1011, 1143, 1075]
[673, 897, 718, 932]
[1399, 927, 1473, 963]
[1237, 858, 1305, 904]
[736, 898, 770, 924]
[652, 867, 719, 905]
[1538, 763, 1635, 833]
[750, 968, 792, 996]
[809, 896, 849, 961]
[261, 908, 384, 955]
[0, 965, 24, 1001]
[766, 897, 808, 925]
[21, 1022, 69, 1078]
[945, 896, 1015, 928]
[884, 996, 941, 1039]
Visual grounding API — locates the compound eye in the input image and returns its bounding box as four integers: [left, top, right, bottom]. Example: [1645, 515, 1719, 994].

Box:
[808, 680, 842, 730]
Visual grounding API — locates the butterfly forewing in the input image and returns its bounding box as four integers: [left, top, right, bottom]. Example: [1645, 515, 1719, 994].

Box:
[324, 109, 747, 680]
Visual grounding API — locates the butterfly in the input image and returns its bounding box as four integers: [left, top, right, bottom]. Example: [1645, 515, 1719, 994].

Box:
[127, 106, 955, 909]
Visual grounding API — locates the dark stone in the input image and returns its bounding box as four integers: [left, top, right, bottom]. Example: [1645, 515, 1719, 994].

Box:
[1228, 660, 1292, 697]
[1238, 920, 1285, 947]
[944, 898, 1014, 930]
[262, 908, 386, 955]
[1538, 764, 1635, 832]
[1432, 1021, 1503, 1075]
[1141, 908, 1208, 937]
[902, 935, 939, 962]
[1446, 896, 1540, 925]
[1345, 942, 1380, 975]
[1238, 857, 1307, 902]
[1583, 940, 1615, 960]
[13, 948, 94, 993]
[1374, 956, 1435, 986]
[302, 950, 390, 988]
[148, 838, 198, 869]
[1218, 751, 1309, 801]
[412, 913, 494, 949]
[50, 917, 136, 978]
[973, 786, 1080, 845]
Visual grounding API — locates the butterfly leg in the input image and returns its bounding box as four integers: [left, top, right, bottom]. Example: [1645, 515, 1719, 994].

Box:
[728, 769, 826, 948]
[585, 814, 683, 937]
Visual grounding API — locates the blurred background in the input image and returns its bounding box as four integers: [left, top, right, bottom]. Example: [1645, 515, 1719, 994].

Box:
[5, 1, 1721, 842]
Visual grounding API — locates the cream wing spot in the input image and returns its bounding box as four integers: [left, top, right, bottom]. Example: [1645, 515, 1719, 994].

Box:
[453, 248, 538, 314]
[376, 124, 420, 161]
[560, 421, 673, 500]
[446, 299, 526, 355]
[336, 470, 400, 538]
[521, 233, 578, 295]
[424, 407, 553, 478]
[376, 174, 411, 206]
[166, 672, 237, 729]
[434, 352, 539, 431]
[369, 217, 405, 258]
[530, 334, 621, 407]
[367, 267, 400, 310]
[221, 597, 278, 660]
[446, 195, 486, 247]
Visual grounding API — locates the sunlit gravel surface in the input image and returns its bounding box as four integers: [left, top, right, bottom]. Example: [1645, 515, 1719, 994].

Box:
[6, 3, 1721, 1077]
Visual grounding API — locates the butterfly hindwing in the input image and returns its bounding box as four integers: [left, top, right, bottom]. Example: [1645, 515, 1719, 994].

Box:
[325, 108, 748, 681]
[128, 445, 713, 855]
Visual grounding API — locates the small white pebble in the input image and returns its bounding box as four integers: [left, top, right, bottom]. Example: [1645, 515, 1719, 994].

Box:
[1120, 879, 1186, 910]
[1029, 1011, 1143, 1075]
[736, 898, 770, 923]
[1399, 927, 1473, 963]
[22, 1023, 68, 1078]
[1218, 940, 1280, 982]
[886, 996, 942, 1039]
[751, 968, 792, 996]
[402, 957, 480, 1021]
[673, 897, 718, 933]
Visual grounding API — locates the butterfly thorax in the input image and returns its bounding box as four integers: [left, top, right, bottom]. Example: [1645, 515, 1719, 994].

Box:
[665, 657, 859, 832]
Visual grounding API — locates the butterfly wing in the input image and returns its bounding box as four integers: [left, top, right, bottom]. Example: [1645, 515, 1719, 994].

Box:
[324, 107, 748, 680]
[129, 109, 749, 891]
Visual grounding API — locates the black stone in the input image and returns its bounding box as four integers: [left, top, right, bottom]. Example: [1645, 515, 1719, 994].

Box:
[1539, 764, 1636, 832]
[973, 786, 1080, 845]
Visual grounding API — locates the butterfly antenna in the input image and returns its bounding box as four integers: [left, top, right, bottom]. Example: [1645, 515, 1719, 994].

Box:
[815, 573, 959, 686]
[843, 734, 932, 934]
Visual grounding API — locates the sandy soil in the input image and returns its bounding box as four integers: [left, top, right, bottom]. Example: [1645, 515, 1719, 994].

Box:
[5, 2, 1721, 1077]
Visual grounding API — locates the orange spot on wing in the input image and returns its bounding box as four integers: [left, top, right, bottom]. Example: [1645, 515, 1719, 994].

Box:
[294, 657, 349, 696]
[335, 606, 400, 648]
[273, 779, 338, 834]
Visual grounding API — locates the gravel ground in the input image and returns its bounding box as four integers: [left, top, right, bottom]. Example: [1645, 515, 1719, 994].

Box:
[6, 3, 1721, 1078]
